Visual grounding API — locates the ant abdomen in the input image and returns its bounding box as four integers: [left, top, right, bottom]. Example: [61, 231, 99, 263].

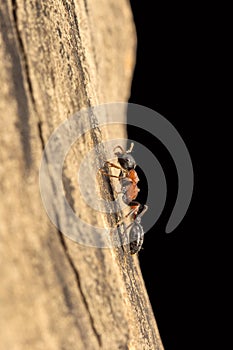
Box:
[129, 223, 144, 255]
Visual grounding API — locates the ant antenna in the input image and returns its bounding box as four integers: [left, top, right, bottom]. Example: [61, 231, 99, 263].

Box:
[126, 143, 134, 153]
[114, 142, 134, 156]
[113, 145, 125, 154]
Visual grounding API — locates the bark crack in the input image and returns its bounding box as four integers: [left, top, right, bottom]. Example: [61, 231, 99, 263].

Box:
[12, 0, 35, 106]
[12, 0, 36, 107]
[11, 1, 47, 151]
[58, 232, 102, 347]
[37, 121, 45, 150]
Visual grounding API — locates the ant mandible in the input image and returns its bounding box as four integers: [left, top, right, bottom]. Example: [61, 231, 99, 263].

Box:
[100, 143, 148, 254]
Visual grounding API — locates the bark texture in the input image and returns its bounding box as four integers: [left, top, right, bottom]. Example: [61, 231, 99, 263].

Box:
[0, 1, 164, 349]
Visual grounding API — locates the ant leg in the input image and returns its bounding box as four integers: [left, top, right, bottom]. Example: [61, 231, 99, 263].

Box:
[139, 205, 148, 218]
[99, 170, 122, 179]
[115, 204, 148, 231]
[104, 161, 122, 171]
[112, 190, 124, 199]
[99, 161, 126, 179]
[127, 202, 148, 220]
[114, 204, 140, 228]
[120, 221, 135, 235]
[99, 169, 126, 180]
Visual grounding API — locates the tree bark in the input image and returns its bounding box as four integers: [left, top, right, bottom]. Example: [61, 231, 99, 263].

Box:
[0, 1, 164, 349]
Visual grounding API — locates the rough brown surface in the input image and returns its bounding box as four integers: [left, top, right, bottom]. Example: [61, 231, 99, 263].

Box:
[0, 1, 164, 349]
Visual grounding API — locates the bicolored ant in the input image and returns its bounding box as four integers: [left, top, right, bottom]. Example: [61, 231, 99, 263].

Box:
[100, 143, 148, 254]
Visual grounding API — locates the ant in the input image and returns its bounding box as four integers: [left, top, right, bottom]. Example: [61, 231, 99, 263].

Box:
[100, 143, 148, 254]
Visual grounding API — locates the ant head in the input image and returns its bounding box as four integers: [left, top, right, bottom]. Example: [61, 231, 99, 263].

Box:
[114, 143, 136, 170]
[115, 153, 136, 170]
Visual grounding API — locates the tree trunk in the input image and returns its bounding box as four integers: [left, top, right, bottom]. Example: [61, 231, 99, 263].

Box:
[0, 1, 164, 349]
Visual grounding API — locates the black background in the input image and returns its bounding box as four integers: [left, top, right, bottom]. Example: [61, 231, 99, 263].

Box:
[128, 2, 205, 349]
